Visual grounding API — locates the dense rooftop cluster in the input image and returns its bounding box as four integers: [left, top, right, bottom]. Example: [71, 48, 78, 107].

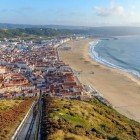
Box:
[0, 37, 87, 100]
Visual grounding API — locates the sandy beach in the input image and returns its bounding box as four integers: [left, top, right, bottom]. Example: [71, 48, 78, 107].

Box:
[58, 38, 140, 122]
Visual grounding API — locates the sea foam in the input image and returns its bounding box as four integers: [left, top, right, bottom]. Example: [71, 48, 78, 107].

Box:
[89, 40, 140, 78]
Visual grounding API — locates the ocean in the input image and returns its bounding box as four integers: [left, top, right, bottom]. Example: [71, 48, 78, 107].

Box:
[89, 35, 140, 78]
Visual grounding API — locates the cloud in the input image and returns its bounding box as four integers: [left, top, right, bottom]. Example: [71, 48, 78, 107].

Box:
[94, 5, 125, 17]
[92, 0, 140, 26]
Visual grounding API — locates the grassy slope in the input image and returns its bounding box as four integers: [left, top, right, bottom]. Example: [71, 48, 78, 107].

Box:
[0, 100, 22, 110]
[0, 98, 35, 140]
[42, 97, 140, 140]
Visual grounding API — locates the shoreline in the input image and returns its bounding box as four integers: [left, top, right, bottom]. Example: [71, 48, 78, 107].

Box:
[88, 40, 140, 87]
[58, 38, 140, 122]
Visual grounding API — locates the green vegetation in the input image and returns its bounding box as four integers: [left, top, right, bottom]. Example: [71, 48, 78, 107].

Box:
[0, 100, 22, 111]
[0, 28, 85, 39]
[42, 97, 140, 140]
[0, 98, 35, 140]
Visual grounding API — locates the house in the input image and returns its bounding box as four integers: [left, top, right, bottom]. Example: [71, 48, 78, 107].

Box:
[3, 73, 29, 87]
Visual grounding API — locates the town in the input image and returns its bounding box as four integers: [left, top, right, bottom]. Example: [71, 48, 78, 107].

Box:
[1, 0, 140, 139]
[0, 35, 140, 140]
[0, 37, 109, 105]
[0, 36, 112, 139]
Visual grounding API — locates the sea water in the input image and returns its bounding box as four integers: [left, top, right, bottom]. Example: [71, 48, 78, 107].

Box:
[89, 35, 140, 78]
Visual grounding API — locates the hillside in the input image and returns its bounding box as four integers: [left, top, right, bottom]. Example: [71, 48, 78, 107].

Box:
[0, 23, 86, 29]
[0, 98, 35, 140]
[1, 23, 140, 38]
[1, 25, 140, 39]
[0, 28, 85, 39]
[41, 97, 140, 140]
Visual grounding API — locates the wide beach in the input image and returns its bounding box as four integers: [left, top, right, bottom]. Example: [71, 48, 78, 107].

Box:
[58, 38, 140, 122]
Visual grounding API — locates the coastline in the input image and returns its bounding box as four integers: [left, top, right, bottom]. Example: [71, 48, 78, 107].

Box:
[58, 38, 140, 122]
[89, 39, 140, 86]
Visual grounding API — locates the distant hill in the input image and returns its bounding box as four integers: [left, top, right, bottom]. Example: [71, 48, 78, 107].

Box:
[0, 23, 86, 30]
[0, 28, 86, 38]
[0, 23, 140, 37]
[88, 26, 140, 37]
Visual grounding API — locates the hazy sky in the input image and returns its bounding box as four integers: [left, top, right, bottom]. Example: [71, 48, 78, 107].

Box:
[0, 0, 140, 26]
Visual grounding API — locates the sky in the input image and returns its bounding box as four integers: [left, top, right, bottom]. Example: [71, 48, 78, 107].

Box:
[0, 0, 140, 27]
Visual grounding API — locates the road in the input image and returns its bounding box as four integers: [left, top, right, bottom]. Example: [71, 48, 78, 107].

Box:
[11, 101, 40, 140]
